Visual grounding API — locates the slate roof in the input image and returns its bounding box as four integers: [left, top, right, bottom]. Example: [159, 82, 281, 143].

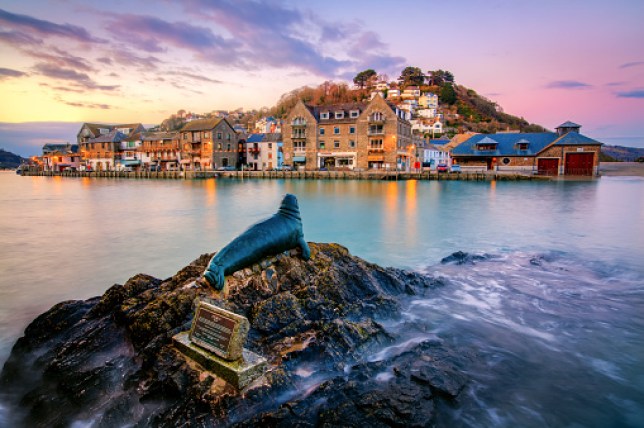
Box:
[87, 130, 126, 143]
[452, 130, 601, 157]
[142, 132, 179, 141]
[180, 118, 223, 132]
[557, 121, 581, 129]
[552, 131, 601, 146]
[452, 133, 558, 157]
[246, 133, 282, 143]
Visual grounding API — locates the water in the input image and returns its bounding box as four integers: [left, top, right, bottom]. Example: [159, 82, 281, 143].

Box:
[1, 171, 643, 426]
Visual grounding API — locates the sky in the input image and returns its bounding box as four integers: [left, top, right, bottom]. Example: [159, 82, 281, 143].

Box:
[0, 0, 643, 157]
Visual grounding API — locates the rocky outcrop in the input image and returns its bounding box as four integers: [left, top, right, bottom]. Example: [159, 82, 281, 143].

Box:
[0, 243, 470, 427]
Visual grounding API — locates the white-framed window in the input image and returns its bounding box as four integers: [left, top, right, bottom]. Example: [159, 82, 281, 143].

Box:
[294, 141, 306, 151]
[334, 127, 340, 134]
[319, 141, 325, 149]
[320, 128, 325, 135]
[334, 140, 340, 148]
[320, 112, 329, 120]
[349, 140, 355, 148]
[349, 126, 355, 134]
[350, 110, 359, 118]
[335, 111, 344, 119]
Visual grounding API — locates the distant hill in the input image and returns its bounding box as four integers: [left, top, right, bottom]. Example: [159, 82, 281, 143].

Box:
[601, 145, 644, 162]
[0, 149, 26, 169]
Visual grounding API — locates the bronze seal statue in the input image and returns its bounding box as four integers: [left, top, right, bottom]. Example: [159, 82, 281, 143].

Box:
[203, 193, 311, 290]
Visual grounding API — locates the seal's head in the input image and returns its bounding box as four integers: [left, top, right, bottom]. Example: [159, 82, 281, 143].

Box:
[278, 193, 301, 220]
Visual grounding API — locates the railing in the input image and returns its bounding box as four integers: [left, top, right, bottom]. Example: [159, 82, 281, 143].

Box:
[291, 132, 307, 139]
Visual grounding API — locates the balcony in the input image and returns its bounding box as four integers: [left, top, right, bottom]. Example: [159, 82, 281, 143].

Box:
[291, 132, 307, 139]
[368, 128, 385, 136]
[368, 147, 384, 152]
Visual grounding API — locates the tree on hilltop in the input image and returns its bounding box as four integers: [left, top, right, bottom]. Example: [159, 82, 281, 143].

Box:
[353, 69, 377, 89]
[427, 69, 455, 86]
[440, 82, 457, 105]
[399, 66, 425, 87]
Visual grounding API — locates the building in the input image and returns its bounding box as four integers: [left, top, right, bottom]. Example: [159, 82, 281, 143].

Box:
[179, 118, 239, 170]
[282, 94, 413, 171]
[42, 143, 81, 171]
[451, 121, 602, 175]
[141, 132, 180, 171]
[77, 123, 146, 171]
[421, 142, 451, 168]
[118, 132, 144, 171]
[419, 92, 439, 109]
[244, 133, 282, 171]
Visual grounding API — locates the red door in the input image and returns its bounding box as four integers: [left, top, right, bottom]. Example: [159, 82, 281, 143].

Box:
[565, 153, 594, 176]
[538, 158, 559, 176]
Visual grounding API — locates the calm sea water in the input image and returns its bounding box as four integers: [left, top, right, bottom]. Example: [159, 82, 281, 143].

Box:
[1, 171, 643, 426]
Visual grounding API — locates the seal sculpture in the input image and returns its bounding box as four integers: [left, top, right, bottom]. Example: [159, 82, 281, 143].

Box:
[203, 193, 310, 290]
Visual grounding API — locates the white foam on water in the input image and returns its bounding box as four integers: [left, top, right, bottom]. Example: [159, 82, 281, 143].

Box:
[375, 371, 394, 382]
[366, 335, 433, 363]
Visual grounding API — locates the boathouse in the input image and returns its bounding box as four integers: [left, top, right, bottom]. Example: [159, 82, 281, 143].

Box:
[451, 122, 602, 176]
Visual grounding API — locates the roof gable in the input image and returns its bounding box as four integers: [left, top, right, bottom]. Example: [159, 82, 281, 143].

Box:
[180, 118, 223, 132]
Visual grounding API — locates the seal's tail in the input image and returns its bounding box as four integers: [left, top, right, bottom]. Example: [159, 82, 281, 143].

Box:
[203, 262, 225, 291]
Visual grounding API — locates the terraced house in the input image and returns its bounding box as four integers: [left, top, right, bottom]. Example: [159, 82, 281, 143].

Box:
[451, 121, 602, 176]
[282, 94, 413, 171]
[179, 118, 239, 170]
[77, 123, 146, 171]
[141, 132, 180, 171]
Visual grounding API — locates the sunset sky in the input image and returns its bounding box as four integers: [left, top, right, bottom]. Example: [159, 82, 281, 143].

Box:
[1, 0, 643, 156]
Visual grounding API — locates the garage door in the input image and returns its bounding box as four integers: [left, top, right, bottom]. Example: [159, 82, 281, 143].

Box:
[565, 153, 594, 176]
[537, 158, 559, 176]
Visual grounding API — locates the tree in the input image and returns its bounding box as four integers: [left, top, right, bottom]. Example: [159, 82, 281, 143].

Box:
[398, 66, 425, 87]
[426, 69, 455, 86]
[440, 83, 457, 105]
[353, 69, 377, 89]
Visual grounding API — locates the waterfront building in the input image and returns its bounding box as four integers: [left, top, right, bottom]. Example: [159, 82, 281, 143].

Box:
[118, 132, 144, 171]
[421, 142, 451, 168]
[141, 132, 180, 171]
[244, 133, 282, 171]
[77, 123, 146, 171]
[282, 94, 413, 171]
[41, 143, 81, 172]
[451, 121, 602, 176]
[179, 118, 239, 170]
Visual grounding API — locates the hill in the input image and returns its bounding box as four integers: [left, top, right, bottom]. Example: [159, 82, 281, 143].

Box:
[0, 149, 26, 169]
[601, 145, 644, 162]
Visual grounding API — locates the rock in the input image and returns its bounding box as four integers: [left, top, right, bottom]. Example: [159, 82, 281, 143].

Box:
[0, 243, 469, 427]
[440, 251, 492, 265]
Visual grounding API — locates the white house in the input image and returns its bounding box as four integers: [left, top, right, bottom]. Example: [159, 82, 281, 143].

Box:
[422, 143, 451, 168]
[245, 133, 282, 171]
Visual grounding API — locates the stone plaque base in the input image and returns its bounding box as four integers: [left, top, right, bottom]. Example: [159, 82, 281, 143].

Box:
[173, 332, 267, 389]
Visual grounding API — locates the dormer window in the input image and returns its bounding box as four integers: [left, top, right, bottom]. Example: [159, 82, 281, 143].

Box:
[320, 112, 329, 120]
[335, 111, 344, 119]
[350, 110, 359, 118]
[516, 139, 530, 151]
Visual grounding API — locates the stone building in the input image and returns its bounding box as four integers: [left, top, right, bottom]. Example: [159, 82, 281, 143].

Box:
[282, 94, 413, 171]
[179, 118, 239, 170]
[451, 121, 602, 176]
[141, 132, 180, 171]
[77, 123, 146, 171]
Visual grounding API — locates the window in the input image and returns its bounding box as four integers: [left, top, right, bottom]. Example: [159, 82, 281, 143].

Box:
[369, 139, 383, 149]
[217, 132, 222, 139]
[227, 133, 231, 140]
[334, 141, 340, 148]
[294, 141, 306, 151]
[203, 132, 208, 138]
[217, 143, 222, 150]
[334, 127, 340, 134]
[350, 140, 355, 148]
[320, 112, 329, 120]
[335, 111, 344, 119]
[349, 126, 355, 134]
[183, 133, 188, 140]
[268, 143, 272, 149]
[350, 110, 359, 118]
[319, 141, 325, 149]
[370, 112, 384, 121]
[292, 116, 306, 126]
[320, 128, 325, 135]
[227, 144, 231, 151]
[369, 125, 384, 135]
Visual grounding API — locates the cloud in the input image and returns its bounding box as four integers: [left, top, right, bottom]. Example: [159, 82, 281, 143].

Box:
[23, 48, 95, 72]
[33, 63, 119, 91]
[616, 89, 644, 98]
[619, 61, 644, 69]
[107, 49, 162, 70]
[0, 67, 27, 79]
[179, 0, 405, 78]
[104, 14, 236, 56]
[0, 8, 104, 44]
[0, 29, 41, 45]
[546, 80, 592, 89]
[55, 97, 111, 109]
[165, 70, 223, 84]
[0, 121, 81, 157]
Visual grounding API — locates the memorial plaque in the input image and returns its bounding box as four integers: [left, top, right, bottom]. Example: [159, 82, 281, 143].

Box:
[189, 301, 249, 361]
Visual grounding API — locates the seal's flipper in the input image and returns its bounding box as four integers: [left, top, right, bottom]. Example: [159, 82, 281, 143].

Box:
[299, 238, 311, 260]
[204, 262, 225, 291]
